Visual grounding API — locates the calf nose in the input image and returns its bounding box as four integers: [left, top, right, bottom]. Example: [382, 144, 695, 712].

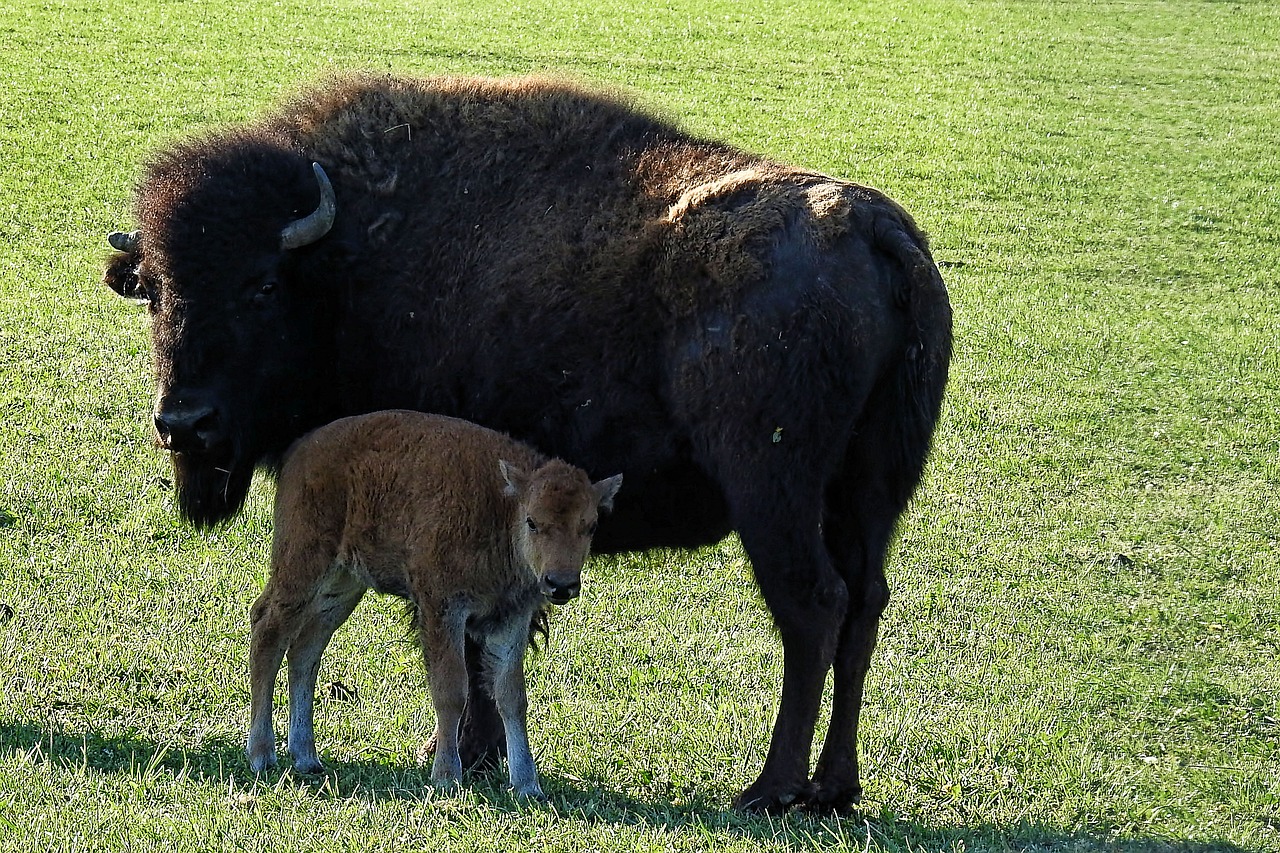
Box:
[154, 403, 222, 453]
[542, 571, 581, 604]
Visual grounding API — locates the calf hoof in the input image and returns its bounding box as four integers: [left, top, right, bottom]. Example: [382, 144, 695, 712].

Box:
[732, 778, 814, 814]
[431, 774, 462, 791]
[247, 748, 277, 774]
[431, 752, 465, 789]
[513, 781, 547, 802]
[291, 756, 326, 775]
[422, 731, 504, 771]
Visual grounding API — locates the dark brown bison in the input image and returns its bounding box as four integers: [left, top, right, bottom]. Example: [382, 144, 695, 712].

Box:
[104, 73, 951, 812]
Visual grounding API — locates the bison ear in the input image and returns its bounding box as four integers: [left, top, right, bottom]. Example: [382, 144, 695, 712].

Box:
[592, 474, 623, 513]
[104, 249, 146, 301]
[499, 460, 528, 498]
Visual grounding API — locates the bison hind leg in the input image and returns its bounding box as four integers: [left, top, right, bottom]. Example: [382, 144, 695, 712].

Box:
[807, 378, 937, 812]
[717, 470, 848, 813]
[452, 635, 509, 769]
[805, 482, 893, 813]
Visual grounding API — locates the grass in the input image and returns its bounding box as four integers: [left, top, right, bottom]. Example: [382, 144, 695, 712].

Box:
[2, 0, 1279, 849]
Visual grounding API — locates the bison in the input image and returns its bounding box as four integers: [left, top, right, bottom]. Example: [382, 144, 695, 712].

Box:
[247, 410, 622, 798]
[104, 73, 951, 812]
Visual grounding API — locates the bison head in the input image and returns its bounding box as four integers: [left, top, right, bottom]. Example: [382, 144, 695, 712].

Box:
[105, 139, 340, 527]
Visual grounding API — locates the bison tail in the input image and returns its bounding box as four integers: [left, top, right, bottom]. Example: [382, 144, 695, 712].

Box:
[874, 214, 953, 507]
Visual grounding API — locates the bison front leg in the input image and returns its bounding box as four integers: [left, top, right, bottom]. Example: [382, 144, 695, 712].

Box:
[459, 635, 507, 768]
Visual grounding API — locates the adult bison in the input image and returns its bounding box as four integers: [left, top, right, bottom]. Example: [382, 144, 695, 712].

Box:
[104, 73, 951, 812]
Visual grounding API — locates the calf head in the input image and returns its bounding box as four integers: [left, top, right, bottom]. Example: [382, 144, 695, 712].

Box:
[501, 460, 623, 605]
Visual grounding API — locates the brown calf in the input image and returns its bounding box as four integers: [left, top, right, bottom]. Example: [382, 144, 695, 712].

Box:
[246, 410, 622, 798]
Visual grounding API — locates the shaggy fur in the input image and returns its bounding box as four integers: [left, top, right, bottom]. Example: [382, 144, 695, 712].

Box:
[246, 410, 621, 798]
[105, 72, 952, 812]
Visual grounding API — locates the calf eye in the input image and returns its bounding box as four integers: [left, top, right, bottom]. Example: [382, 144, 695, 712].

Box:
[526, 517, 538, 533]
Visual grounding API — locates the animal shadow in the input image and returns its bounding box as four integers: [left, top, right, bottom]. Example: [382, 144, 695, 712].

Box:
[0, 719, 1252, 853]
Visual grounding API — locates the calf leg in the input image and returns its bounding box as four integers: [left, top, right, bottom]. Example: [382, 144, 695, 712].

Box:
[420, 605, 469, 788]
[247, 591, 291, 773]
[284, 574, 366, 774]
[422, 638, 508, 769]
[246, 528, 352, 775]
[483, 616, 544, 799]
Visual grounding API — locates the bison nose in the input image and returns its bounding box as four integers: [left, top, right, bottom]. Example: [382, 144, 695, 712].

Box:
[154, 403, 222, 453]
[542, 572, 581, 605]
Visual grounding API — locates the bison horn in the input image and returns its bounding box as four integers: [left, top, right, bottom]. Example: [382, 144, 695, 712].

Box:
[108, 230, 141, 253]
[279, 162, 337, 250]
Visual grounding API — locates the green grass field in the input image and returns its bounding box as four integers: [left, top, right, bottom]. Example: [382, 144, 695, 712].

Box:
[2, 0, 1278, 849]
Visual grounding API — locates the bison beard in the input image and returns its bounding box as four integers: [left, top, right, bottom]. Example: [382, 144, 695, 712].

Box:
[171, 452, 256, 529]
[104, 73, 952, 813]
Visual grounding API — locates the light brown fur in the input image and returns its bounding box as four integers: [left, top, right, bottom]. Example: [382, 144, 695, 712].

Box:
[246, 410, 621, 798]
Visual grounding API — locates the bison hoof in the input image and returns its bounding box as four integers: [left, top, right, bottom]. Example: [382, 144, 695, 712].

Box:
[803, 782, 861, 814]
[732, 779, 814, 814]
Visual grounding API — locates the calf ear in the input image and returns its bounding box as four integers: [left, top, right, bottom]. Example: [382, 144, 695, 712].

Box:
[104, 249, 145, 301]
[592, 474, 623, 512]
[499, 460, 528, 498]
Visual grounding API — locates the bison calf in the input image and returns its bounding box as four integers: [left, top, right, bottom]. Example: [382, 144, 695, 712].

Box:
[246, 410, 622, 798]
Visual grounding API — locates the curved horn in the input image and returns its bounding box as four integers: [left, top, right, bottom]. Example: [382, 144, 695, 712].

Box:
[108, 230, 141, 253]
[279, 163, 337, 251]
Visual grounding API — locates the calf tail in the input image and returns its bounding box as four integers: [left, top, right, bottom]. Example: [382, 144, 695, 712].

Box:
[873, 210, 953, 507]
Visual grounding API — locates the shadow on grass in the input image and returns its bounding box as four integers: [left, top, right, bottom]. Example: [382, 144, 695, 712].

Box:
[1, 718, 1252, 853]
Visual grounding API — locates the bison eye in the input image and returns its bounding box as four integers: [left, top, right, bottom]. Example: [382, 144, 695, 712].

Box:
[252, 280, 278, 307]
[526, 517, 538, 533]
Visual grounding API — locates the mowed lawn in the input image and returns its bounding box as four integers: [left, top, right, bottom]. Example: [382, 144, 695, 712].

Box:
[1, 0, 1277, 850]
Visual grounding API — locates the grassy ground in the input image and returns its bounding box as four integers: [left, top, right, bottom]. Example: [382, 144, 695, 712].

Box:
[2, 0, 1278, 849]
